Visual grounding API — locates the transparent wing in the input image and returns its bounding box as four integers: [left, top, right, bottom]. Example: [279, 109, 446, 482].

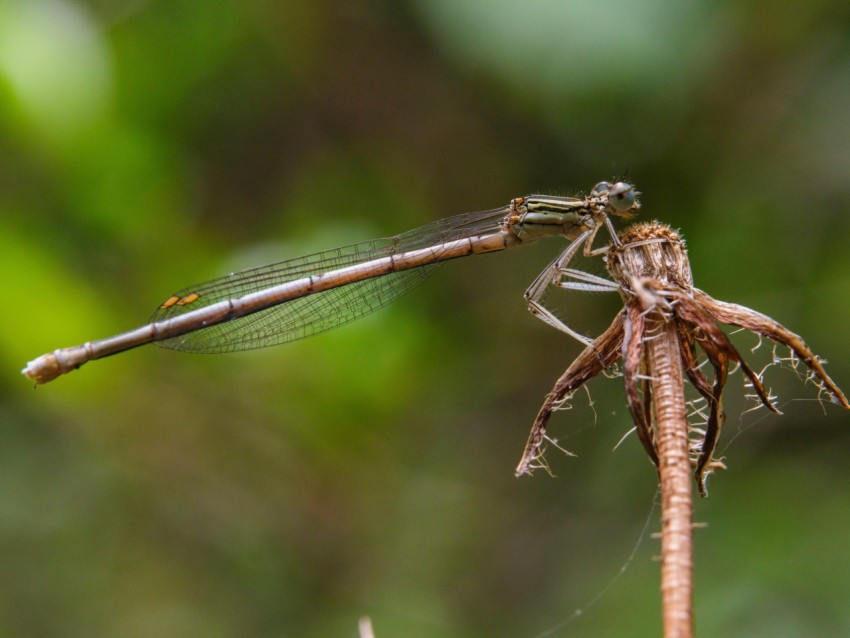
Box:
[153, 205, 510, 353]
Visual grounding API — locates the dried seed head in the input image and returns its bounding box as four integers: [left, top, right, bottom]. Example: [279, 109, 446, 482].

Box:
[518, 219, 847, 495]
[607, 222, 693, 292]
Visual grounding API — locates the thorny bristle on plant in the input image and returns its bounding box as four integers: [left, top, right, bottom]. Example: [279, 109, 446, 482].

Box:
[516, 221, 849, 496]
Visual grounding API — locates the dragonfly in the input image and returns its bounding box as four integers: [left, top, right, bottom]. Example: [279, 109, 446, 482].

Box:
[22, 180, 639, 384]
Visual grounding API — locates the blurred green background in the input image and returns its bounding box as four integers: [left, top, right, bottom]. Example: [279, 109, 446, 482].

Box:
[3, 1, 850, 636]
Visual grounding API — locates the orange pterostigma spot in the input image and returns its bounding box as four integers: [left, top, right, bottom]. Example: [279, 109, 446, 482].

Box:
[176, 292, 201, 306]
[159, 292, 201, 309]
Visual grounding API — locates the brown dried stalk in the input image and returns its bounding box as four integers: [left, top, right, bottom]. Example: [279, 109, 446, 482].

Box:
[643, 310, 693, 637]
[516, 222, 849, 637]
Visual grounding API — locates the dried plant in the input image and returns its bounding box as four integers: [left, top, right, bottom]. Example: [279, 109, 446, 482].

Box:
[517, 221, 848, 488]
[515, 221, 849, 637]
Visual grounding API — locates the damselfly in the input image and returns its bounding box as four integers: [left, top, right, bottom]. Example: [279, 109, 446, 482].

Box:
[22, 181, 639, 384]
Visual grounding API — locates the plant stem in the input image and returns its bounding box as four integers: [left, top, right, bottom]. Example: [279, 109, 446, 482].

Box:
[645, 313, 694, 638]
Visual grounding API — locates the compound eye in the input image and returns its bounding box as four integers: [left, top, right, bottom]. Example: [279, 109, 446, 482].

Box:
[608, 182, 636, 212]
[590, 181, 611, 197]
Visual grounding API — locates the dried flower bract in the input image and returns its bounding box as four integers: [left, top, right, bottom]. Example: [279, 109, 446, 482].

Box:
[516, 221, 849, 495]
